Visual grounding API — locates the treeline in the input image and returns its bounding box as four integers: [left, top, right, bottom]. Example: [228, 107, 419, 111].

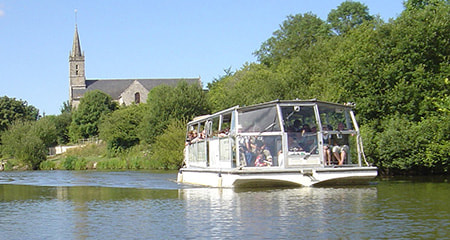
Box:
[207, 0, 449, 175]
[1, 0, 448, 174]
[0, 81, 208, 170]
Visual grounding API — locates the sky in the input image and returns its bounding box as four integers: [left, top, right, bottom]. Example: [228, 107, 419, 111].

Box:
[0, 0, 405, 115]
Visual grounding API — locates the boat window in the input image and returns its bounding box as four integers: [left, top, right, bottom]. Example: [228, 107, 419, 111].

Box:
[238, 135, 282, 167]
[281, 106, 317, 132]
[238, 107, 280, 133]
[209, 117, 220, 137]
[281, 105, 319, 158]
[318, 104, 354, 131]
[220, 113, 233, 136]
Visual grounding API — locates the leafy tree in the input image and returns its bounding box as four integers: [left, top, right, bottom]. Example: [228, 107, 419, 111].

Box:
[139, 81, 209, 144]
[204, 0, 449, 175]
[99, 104, 145, 154]
[1, 121, 48, 169]
[327, 1, 374, 35]
[69, 90, 118, 141]
[404, 0, 448, 11]
[0, 96, 39, 132]
[60, 100, 72, 114]
[148, 119, 186, 170]
[254, 12, 330, 66]
[32, 116, 58, 148]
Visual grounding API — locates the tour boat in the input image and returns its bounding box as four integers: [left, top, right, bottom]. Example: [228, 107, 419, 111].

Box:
[177, 99, 377, 187]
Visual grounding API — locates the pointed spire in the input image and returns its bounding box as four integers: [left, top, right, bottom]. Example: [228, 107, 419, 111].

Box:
[71, 24, 83, 58]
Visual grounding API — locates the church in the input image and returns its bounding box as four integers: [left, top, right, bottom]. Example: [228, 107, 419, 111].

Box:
[69, 25, 201, 108]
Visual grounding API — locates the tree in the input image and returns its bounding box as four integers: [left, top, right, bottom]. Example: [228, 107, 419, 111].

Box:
[327, 1, 374, 35]
[148, 119, 187, 170]
[69, 90, 117, 141]
[254, 13, 330, 67]
[139, 81, 209, 144]
[1, 121, 51, 170]
[99, 104, 144, 154]
[404, 0, 448, 11]
[0, 96, 39, 132]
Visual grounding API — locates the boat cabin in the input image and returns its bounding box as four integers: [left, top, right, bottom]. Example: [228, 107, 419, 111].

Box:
[184, 99, 366, 169]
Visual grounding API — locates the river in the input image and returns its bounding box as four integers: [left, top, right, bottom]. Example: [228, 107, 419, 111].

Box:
[0, 171, 448, 239]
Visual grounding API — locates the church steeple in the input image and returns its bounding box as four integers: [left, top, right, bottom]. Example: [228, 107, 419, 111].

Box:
[70, 25, 83, 58]
[69, 23, 86, 108]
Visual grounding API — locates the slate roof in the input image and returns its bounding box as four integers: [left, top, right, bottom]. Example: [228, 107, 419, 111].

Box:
[72, 78, 201, 100]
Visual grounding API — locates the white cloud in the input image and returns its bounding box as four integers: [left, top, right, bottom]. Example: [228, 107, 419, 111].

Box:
[0, 9, 4, 17]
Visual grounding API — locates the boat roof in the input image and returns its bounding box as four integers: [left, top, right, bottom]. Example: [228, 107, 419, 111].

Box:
[238, 99, 354, 112]
[187, 99, 354, 125]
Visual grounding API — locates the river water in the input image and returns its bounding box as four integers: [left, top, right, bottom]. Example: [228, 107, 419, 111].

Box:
[0, 171, 448, 240]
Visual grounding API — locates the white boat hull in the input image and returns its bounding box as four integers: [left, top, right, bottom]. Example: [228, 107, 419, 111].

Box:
[177, 166, 378, 188]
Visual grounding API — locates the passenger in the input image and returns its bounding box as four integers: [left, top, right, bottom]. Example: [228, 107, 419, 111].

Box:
[332, 122, 349, 165]
[218, 128, 229, 137]
[186, 131, 193, 145]
[322, 125, 332, 165]
[277, 149, 284, 167]
[200, 129, 206, 140]
[190, 130, 199, 143]
[301, 124, 311, 135]
[254, 139, 273, 167]
[288, 135, 303, 151]
[244, 136, 257, 166]
[291, 119, 302, 132]
[298, 124, 315, 152]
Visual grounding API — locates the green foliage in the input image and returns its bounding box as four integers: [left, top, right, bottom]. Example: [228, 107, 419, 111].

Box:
[0, 96, 39, 132]
[54, 112, 72, 144]
[99, 104, 144, 154]
[327, 1, 374, 35]
[69, 90, 118, 141]
[32, 116, 58, 148]
[148, 119, 186, 170]
[206, 1, 449, 175]
[254, 12, 330, 67]
[40, 159, 57, 170]
[139, 81, 209, 144]
[96, 158, 128, 170]
[371, 114, 449, 175]
[1, 121, 47, 169]
[63, 155, 87, 170]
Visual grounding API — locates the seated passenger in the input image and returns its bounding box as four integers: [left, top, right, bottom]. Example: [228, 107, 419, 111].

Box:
[322, 125, 332, 165]
[288, 135, 303, 151]
[190, 130, 199, 143]
[218, 128, 229, 137]
[332, 122, 349, 165]
[291, 119, 302, 132]
[298, 124, 317, 152]
[254, 139, 273, 167]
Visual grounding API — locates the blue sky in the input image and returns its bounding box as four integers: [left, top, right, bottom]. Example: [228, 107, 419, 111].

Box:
[0, 0, 405, 115]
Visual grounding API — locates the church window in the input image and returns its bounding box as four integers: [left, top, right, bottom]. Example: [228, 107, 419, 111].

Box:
[135, 92, 141, 104]
[76, 70, 79, 75]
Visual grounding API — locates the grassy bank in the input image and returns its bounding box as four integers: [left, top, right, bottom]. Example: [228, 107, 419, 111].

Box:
[38, 142, 169, 171]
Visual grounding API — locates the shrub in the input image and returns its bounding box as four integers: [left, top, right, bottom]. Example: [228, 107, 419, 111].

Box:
[149, 119, 186, 170]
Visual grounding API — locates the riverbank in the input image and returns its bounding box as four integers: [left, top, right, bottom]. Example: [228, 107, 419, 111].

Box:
[1, 142, 171, 171]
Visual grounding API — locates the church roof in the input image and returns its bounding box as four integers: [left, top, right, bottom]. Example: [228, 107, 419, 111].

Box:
[72, 78, 201, 100]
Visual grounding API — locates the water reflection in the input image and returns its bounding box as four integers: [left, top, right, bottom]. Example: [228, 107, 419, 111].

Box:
[178, 187, 378, 239]
[0, 184, 178, 202]
[0, 172, 448, 239]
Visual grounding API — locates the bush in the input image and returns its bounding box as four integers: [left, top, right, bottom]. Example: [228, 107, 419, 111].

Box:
[1, 121, 47, 170]
[40, 160, 56, 170]
[99, 104, 144, 155]
[63, 156, 87, 170]
[149, 119, 186, 170]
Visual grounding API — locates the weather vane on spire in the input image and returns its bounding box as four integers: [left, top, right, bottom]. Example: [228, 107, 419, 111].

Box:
[74, 9, 78, 25]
